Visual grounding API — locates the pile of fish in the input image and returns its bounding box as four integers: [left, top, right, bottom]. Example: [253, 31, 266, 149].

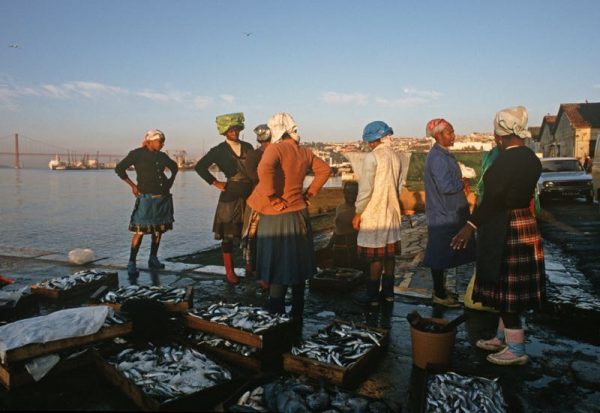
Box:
[189, 302, 291, 334]
[232, 375, 392, 412]
[108, 343, 232, 402]
[34, 269, 113, 290]
[187, 331, 258, 357]
[290, 322, 385, 368]
[425, 372, 507, 413]
[98, 285, 187, 305]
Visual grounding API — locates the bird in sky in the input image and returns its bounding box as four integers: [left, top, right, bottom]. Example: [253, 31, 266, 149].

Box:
[242, 32, 252, 37]
[9, 44, 19, 48]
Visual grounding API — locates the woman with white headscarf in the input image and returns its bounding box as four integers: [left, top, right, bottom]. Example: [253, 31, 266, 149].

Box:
[452, 106, 545, 366]
[246, 113, 331, 318]
[115, 129, 178, 278]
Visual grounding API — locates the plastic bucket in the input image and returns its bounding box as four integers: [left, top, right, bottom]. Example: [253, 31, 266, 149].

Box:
[410, 317, 456, 369]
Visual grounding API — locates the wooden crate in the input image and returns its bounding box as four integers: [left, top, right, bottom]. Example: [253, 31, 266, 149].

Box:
[184, 312, 298, 352]
[98, 286, 194, 313]
[93, 345, 247, 411]
[0, 349, 94, 390]
[309, 267, 364, 291]
[282, 320, 389, 388]
[1, 322, 132, 365]
[31, 272, 118, 300]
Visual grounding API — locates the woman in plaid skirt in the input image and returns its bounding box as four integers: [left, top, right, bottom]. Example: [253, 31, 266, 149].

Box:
[452, 106, 545, 366]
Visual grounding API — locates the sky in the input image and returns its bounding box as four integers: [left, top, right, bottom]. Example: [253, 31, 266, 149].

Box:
[1, 0, 600, 157]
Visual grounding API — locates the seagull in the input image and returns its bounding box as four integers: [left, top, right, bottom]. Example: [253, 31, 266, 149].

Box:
[242, 32, 252, 37]
[9, 44, 19, 48]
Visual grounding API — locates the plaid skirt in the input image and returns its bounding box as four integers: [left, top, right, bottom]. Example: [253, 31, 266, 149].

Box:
[357, 241, 401, 262]
[473, 208, 546, 313]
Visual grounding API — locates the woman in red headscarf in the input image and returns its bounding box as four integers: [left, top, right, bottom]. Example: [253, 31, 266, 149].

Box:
[423, 119, 475, 307]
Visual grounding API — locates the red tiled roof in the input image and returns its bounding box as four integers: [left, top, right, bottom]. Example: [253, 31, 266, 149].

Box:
[557, 102, 600, 129]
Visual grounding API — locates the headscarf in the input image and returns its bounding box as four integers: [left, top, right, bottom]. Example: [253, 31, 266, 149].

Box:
[267, 112, 300, 143]
[141, 129, 165, 147]
[216, 112, 245, 135]
[362, 121, 393, 142]
[253, 124, 272, 142]
[425, 118, 452, 140]
[493, 106, 531, 139]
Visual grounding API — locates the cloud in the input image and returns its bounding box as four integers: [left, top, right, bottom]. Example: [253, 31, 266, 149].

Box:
[321, 91, 368, 105]
[375, 96, 429, 107]
[220, 94, 236, 104]
[594, 84, 600, 89]
[135, 89, 189, 103]
[41, 81, 128, 99]
[402, 87, 443, 100]
[194, 96, 213, 109]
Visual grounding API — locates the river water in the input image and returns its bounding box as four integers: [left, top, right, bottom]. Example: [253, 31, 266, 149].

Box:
[0, 169, 341, 265]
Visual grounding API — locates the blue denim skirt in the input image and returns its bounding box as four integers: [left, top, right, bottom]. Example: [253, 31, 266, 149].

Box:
[129, 194, 174, 234]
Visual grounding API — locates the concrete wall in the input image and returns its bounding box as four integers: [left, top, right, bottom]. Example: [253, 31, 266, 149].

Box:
[553, 112, 575, 157]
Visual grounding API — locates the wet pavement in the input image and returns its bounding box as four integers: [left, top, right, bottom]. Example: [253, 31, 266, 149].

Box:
[1, 205, 600, 412]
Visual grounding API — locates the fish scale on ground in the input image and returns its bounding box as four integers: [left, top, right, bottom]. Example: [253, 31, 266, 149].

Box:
[108, 343, 232, 402]
[189, 302, 291, 333]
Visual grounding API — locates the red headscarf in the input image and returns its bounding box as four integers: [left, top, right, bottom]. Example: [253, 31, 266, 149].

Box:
[425, 118, 452, 140]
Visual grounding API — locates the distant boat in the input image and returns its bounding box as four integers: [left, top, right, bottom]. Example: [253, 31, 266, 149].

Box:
[48, 155, 67, 170]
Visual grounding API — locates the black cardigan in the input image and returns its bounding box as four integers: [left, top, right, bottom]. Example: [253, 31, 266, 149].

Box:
[115, 147, 178, 195]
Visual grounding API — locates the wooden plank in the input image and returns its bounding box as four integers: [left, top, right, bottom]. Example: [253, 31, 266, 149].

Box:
[282, 320, 389, 388]
[31, 272, 118, 300]
[191, 343, 262, 372]
[2, 322, 132, 365]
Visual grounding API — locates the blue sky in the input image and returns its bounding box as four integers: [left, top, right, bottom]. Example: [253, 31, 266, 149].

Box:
[1, 0, 600, 156]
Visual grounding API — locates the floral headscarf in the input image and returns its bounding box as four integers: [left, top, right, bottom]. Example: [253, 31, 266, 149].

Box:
[425, 118, 452, 140]
[494, 106, 531, 139]
[268, 113, 300, 143]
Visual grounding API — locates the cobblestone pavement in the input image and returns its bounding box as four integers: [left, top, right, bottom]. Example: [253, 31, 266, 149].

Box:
[1, 212, 600, 412]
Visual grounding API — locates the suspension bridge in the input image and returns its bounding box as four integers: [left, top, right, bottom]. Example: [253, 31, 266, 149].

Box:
[0, 133, 125, 169]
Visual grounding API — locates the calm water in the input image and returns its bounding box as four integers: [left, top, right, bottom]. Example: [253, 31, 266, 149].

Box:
[0, 169, 340, 263]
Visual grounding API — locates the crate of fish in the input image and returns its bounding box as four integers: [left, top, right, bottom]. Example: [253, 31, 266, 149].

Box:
[309, 267, 364, 292]
[31, 269, 118, 300]
[94, 342, 245, 411]
[186, 330, 278, 373]
[282, 320, 388, 388]
[221, 373, 397, 412]
[0, 306, 132, 366]
[422, 371, 508, 413]
[96, 284, 193, 312]
[185, 302, 297, 352]
[0, 347, 95, 390]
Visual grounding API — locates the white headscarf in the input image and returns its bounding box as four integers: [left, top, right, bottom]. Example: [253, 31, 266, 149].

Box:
[494, 106, 531, 139]
[267, 112, 300, 143]
[144, 129, 165, 142]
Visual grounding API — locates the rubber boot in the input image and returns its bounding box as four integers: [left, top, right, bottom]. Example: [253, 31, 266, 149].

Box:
[487, 328, 529, 366]
[266, 296, 286, 315]
[290, 285, 305, 320]
[258, 280, 270, 291]
[127, 261, 139, 277]
[355, 279, 380, 307]
[381, 274, 395, 302]
[476, 318, 506, 351]
[223, 252, 239, 285]
[148, 255, 165, 269]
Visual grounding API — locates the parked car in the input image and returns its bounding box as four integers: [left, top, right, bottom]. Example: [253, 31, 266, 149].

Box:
[536, 157, 594, 203]
[592, 140, 600, 203]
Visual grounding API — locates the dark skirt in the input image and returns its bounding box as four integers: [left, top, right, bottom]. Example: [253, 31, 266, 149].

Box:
[423, 223, 476, 269]
[255, 209, 316, 285]
[212, 198, 246, 241]
[129, 194, 174, 234]
[473, 208, 546, 313]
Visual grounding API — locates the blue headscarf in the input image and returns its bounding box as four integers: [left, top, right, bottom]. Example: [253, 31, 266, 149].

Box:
[362, 121, 393, 142]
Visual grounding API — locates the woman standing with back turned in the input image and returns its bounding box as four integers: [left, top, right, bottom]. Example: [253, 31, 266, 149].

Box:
[115, 129, 178, 277]
[246, 113, 330, 318]
[452, 106, 545, 366]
